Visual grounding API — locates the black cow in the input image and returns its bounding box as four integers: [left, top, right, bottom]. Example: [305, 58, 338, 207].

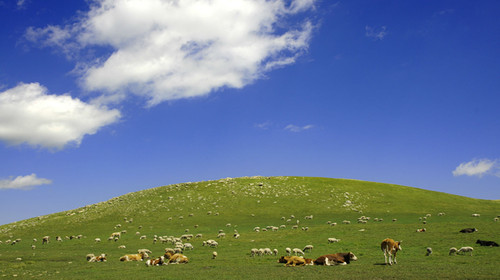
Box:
[476, 239, 499, 247]
[459, 228, 477, 233]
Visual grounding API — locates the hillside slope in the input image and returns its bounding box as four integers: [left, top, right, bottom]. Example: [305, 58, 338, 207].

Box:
[0, 177, 498, 279]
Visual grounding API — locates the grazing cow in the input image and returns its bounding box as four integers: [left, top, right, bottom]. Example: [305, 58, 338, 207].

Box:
[459, 228, 477, 233]
[313, 252, 358, 266]
[457, 246, 474, 256]
[120, 252, 148, 261]
[381, 238, 402, 265]
[278, 256, 314, 266]
[476, 240, 499, 247]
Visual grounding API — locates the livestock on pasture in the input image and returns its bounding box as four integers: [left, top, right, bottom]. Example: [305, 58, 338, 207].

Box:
[164, 252, 189, 264]
[146, 256, 166, 266]
[449, 247, 458, 255]
[292, 248, 305, 256]
[457, 246, 474, 256]
[278, 256, 314, 266]
[476, 239, 499, 247]
[120, 252, 148, 261]
[425, 247, 432, 256]
[381, 238, 402, 265]
[88, 253, 107, 262]
[459, 228, 478, 233]
[313, 252, 358, 266]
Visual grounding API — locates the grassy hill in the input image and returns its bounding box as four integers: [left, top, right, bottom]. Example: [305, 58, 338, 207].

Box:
[1, 177, 499, 279]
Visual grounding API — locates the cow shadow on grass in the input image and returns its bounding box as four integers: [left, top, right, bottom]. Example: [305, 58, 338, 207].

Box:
[373, 263, 390, 266]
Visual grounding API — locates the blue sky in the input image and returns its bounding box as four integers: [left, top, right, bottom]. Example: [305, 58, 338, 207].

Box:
[1, 0, 499, 225]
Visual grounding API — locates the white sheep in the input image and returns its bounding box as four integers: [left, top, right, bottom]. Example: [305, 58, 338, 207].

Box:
[118, 245, 126, 249]
[95, 238, 101, 243]
[250, 248, 259, 257]
[138, 249, 152, 255]
[285, 247, 292, 256]
[426, 247, 433, 256]
[212, 251, 218, 259]
[449, 247, 458, 255]
[472, 213, 480, 217]
[328, 238, 340, 243]
[293, 248, 305, 256]
[457, 246, 474, 256]
[42, 236, 49, 244]
[303, 245, 313, 252]
[184, 243, 194, 250]
[273, 249, 278, 256]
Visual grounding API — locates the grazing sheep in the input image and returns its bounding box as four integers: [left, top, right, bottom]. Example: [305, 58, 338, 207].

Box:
[233, 233, 240, 239]
[212, 251, 218, 259]
[285, 247, 292, 256]
[95, 238, 101, 243]
[457, 246, 474, 256]
[293, 248, 305, 256]
[472, 214, 480, 217]
[449, 247, 458, 255]
[118, 245, 126, 249]
[31, 245, 36, 250]
[328, 238, 340, 243]
[250, 248, 259, 257]
[426, 247, 433, 256]
[183, 243, 194, 250]
[42, 236, 49, 244]
[138, 249, 152, 255]
[273, 249, 278, 256]
[416, 228, 426, 232]
[303, 245, 314, 252]
[217, 233, 226, 238]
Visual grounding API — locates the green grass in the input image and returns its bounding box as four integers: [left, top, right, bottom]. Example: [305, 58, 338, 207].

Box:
[1, 177, 499, 279]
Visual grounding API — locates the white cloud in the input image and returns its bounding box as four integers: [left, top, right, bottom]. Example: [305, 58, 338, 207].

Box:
[365, 25, 387, 40]
[255, 121, 272, 130]
[0, 83, 121, 149]
[0, 174, 52, 190]
[284, 124, 314, 132]
[452, 159, 499, 178]
[27, 0, 317, 106]
[16, 0, 26, 9]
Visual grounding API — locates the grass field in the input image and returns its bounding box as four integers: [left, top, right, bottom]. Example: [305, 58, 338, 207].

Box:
[1, 177, 499, 279]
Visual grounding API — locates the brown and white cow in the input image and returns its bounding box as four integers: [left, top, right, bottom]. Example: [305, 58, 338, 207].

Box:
[313, 252, 358, 266]
[120, 252, 148, 261]
[164, 252, 189, 264]
[146, 256, 166, 266]
[381, 238, 402, 265]
[278, 256, 314, 266]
